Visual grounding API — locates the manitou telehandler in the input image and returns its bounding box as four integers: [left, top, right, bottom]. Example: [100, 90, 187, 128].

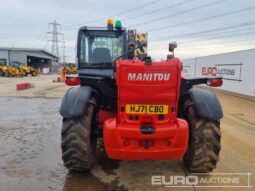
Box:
[60, 19, 223, 173]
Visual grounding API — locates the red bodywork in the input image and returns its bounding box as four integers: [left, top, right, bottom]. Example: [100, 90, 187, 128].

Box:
[103, 58, 189, 160]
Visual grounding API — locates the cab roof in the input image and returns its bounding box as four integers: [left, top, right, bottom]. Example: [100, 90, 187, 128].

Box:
[79, 26, 126, 31]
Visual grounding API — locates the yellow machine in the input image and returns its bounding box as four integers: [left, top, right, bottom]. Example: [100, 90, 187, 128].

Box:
[19, 65, 38, 76]
[5, 66, 24, 77]
[6, 62, 38, 77]
[0, 64, 8, 77]
[63, 63, 77, 74]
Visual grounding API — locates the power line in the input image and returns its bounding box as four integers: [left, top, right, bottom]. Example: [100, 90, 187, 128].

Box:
[146, 6, 255, 32]
[186, 27, 255, 39]
[63, 4, 255, 44]
[171, 31, 255, 46]
[180, 39, 255, 49]
[22, 26, 48, 48]
[47, 19, 64, 58]
[64, 20, 255, 48]
[150, 20, 255, 41]
[121, 0, 195, 21]
[62, 0, 164, 29]
[30, 34, 48, 48]
[150, 36, 255, 51]
[62, 36, 66, 63]
[127, 0, 228, 27]
[181, 31, 255, 44]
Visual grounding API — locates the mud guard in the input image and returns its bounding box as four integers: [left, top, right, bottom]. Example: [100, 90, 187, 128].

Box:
[60, 86, 92, 118]
[188, 89, 223, 121]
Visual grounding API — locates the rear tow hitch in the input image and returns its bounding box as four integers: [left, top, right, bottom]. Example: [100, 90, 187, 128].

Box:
[140, 125, 155, 134]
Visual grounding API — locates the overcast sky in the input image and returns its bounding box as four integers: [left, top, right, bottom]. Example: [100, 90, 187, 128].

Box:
[0, 0, 255, 62]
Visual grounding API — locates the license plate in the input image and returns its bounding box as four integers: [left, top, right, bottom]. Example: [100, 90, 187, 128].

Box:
[125, 104, 168, 114]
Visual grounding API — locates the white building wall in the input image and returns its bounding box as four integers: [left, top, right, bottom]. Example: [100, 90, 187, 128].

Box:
[183, 49, 255, 97]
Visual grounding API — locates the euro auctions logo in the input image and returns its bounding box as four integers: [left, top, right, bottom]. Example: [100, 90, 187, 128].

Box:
[152, 175, 198, 187]
[201, 63, 243, 81]
[151, 173, 252, 188]
[202, 66, 218, 76]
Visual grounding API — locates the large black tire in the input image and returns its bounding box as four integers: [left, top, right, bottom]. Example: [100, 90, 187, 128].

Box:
[23, 71, 28, 76]
[61, 100, 96, 172]
[183, 100, 221, 173]
[31, 70, 37, 76]
[21, 70, 27, 77]
[0, 70, 4, 77]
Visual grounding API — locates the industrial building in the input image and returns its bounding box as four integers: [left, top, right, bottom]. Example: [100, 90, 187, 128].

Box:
[0, 47, 59, 73]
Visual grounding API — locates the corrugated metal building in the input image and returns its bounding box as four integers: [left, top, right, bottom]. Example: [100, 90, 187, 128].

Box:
[0, 47, 59, 73]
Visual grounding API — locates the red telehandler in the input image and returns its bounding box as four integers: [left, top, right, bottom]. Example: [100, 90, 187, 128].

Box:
[60, 19, 223, 173]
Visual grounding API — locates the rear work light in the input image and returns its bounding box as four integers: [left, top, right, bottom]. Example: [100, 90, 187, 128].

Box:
[65, 77, 81, 86]
[107, 18, 114, 30]
[115, 20, 122, 29]
[206, 78, 223, 87]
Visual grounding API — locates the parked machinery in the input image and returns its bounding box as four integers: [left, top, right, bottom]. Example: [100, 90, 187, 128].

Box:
[19, 65, 38, 76]
[59, 19, 223, 173]
[0, 64, 8, 77]
[5, 61, 38, 77]
[65, 63, 77, 74]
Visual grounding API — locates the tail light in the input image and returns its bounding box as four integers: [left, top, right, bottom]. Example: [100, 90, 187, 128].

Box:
[65, 77, 81, 86]
[207, 78, 223, 87]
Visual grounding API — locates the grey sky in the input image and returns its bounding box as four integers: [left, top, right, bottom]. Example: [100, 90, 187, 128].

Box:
[0, 0, 255, 62]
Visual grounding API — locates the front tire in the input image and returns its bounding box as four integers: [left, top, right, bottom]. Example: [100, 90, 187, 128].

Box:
[0, 70, 4, 77]
[183, 100, 221, 173]
[61, 100, 96, 172]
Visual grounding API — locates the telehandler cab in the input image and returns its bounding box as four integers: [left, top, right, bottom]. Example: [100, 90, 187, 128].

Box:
[60, 19, 223, 173]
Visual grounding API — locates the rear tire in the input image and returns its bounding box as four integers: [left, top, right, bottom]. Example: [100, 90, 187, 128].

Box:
[61, 99, 96, 172]
[183, 100, 221, 173]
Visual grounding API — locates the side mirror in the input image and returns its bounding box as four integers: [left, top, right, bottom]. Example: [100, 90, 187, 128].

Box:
[167, 54, 174, 60]
[169, 41, 177, 52]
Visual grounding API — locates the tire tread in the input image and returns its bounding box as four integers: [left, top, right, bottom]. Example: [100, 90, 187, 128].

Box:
[183, 100, 221, 173]
[61, 100, 96, 172]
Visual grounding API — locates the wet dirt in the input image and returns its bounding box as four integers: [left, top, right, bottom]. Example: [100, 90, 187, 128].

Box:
[0, 90, 254, 191]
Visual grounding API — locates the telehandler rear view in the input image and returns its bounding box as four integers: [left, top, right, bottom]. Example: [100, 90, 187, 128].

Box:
[60, 19, 223, 173]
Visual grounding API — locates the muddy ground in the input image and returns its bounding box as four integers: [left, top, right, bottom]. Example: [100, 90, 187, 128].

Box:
[0, 75, 254, 191]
